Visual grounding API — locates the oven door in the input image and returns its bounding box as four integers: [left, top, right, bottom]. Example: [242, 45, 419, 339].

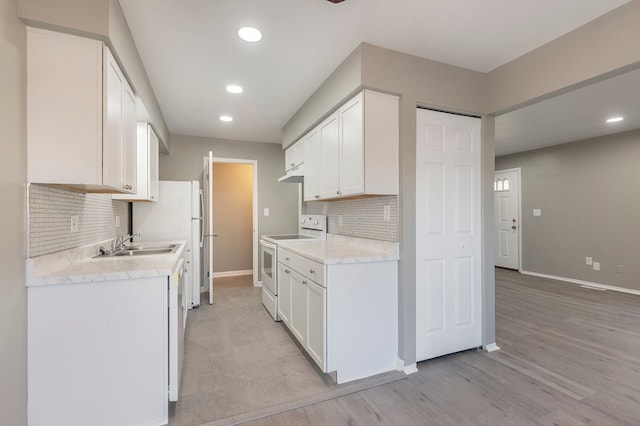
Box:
[260, 240, 277, 295]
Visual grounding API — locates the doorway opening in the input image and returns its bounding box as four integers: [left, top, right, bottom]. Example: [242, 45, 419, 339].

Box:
[203, 156, 259, 303]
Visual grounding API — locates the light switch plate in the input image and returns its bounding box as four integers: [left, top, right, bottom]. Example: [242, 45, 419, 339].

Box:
[263, 208, 270, 217]
[586, 257, 593, 265]
[533, 209, 542, 216]
[383, 205, 391, 221]
[593, 262, 600, 271]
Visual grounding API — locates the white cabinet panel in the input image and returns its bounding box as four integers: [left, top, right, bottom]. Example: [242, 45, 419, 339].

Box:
[306, 280, 326, 371]
[27, 27, 136, 193]
[303, 128, 321, 201]
[277, 263, 291, 326]
[338, 92, 364, 196]
[289, 270, 307, 345]
[114, 123, 159, 202]
[319, 112, 340, 198]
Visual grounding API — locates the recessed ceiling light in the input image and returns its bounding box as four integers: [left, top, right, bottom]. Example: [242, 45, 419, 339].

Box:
[238, 26, 262, 42]
[219, 115, 233, 122]
[226, 84, 243, 94]
[606, 116, 624, 123]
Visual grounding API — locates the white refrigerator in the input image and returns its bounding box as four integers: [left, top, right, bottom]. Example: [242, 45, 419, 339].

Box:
[133, 180, 203, 308]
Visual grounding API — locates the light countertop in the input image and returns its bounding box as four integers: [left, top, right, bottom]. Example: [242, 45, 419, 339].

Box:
[26, 239, 187, 287]
[277, 234, 398, 264]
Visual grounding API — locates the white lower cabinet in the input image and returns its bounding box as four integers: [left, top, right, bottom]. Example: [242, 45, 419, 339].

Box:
[278, 247, 397, 383]
[289, 270, 307, 345]
[28, 276, 171, 426]
[306, 279, 326, 371]
[277, 263, 291, 326]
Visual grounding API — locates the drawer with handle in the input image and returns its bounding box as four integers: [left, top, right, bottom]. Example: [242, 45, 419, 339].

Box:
[278, 247, 305, 272]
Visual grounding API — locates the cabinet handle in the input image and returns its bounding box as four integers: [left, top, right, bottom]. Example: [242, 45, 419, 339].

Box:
[309, 269, 315, 275]
[285, 257, 290, 261]
[337, 190, 342, 195]
[150, 196, 155, 200]
[284, 269, 290, 274]
[290, 163, 295, 167]
[302, 280, 307, 285]
[314, 195, 320, 199]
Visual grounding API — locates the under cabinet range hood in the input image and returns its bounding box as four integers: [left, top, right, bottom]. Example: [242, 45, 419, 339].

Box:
[278, 165, 304, 183]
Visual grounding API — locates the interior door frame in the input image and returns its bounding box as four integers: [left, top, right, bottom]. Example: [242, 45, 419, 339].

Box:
[494, 167, 522, 272]
[208, 156, 259, 287]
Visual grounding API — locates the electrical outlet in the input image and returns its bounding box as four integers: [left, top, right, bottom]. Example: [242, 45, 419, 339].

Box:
[383, 205, 391, 221]
[593, 262, 600, 271]
[586, 257, 593, 266]
[338, 215, 343, 226]
[115, 215, 121, 228]
[70, 215, 80, 233]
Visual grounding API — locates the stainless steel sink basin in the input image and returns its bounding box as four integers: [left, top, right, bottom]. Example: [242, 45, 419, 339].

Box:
[93, 243, 179, 258]
[125, 244, 178, 251]
[111, 248, 175, 256]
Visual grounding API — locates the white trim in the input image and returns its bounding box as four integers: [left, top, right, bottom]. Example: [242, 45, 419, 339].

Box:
[257, 280, 263, 288]
[495, 167, 522, 272]
[403, 363, 418, 375]
[211, 270, 253, 279]
[521, 270, 640, 296]
[484, 343, 501, 352]
[209, 157, 259, 287]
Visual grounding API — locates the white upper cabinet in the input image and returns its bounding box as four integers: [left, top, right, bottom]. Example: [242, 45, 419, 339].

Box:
[27, 27, 136, 193]
[301, 89, 399, 201]
[284, 139, 304, 172]
[114, 123, 159, 202]
[303, 128, 321, 201]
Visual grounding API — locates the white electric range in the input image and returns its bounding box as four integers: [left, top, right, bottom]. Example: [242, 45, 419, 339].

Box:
[260, 215, 327, 320]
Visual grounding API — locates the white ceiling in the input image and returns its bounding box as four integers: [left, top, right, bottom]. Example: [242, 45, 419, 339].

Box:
[119, 0, 632, 150]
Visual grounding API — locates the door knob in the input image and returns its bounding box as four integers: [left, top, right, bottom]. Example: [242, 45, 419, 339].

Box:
[512, 225, 517, 230]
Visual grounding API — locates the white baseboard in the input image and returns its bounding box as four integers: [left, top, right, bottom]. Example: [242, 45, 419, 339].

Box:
[484, 343, 500, 353]
[395, 358, 418, 375]
[520, 270, 640, 296]
[256, 280, 263, 288]
[403, 363, 418, 375]
[211, 269, 253, 279]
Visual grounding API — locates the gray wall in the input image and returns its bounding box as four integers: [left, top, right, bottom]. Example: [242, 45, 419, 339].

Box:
[495, 129, 640, 292]
[160, 134, 300, 278]
[18, 0, 170, 150]
[487, 1, 640, 114]
[0, 0, 27, 423]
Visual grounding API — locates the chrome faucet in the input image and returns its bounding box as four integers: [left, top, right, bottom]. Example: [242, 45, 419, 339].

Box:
[111, 233, 140, 252]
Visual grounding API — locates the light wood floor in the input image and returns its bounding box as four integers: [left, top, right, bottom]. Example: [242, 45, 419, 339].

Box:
[236, 268, 640, 425]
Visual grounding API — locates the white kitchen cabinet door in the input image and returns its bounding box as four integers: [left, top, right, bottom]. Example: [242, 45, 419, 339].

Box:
[338, 92, 364, 197]
[303, 128, 321, 201]
[319, 111, 340, 199]
[27, 27, 136, 193]
[114, 123, 159, 202]
[277, 263, 291, 326]
[103, 48, 136, 193]
[123, 85, 137, 194]
[289, 270, 307, 345]
[285, 139, 304, 172]
[306, 279, 326, 371]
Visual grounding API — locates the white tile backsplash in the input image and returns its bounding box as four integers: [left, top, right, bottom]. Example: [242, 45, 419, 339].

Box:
[29, 184, 129, 257]
[306, 195, 398, 242]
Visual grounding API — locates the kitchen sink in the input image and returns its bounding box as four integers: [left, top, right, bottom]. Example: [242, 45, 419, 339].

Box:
[125, 244, 178, 251]
[93, 243, 179, 258]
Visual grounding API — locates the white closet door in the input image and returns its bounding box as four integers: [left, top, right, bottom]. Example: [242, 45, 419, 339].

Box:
[416, 108, 482, 362]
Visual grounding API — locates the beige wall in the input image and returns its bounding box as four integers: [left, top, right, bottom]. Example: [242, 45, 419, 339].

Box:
[496, 129, 640, 291]
[212, 163, 253, 273]
[18, 0, 170, 150]
[0, 0, 27, 423]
